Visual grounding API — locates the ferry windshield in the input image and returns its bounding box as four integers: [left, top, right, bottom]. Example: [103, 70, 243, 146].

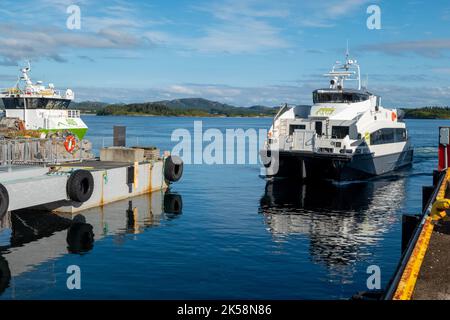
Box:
[313, 91, 369, 104]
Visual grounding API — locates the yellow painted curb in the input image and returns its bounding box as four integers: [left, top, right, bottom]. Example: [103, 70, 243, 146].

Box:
[393, 169, 450, 300]
[393, 217, 434, 300]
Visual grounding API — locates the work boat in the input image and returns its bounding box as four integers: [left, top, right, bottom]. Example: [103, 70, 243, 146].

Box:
[0, 63, 88, 139]
[261, 55, 413, 181]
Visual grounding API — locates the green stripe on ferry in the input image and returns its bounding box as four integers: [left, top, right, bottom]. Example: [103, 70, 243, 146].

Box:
[40, 128, 88, 140]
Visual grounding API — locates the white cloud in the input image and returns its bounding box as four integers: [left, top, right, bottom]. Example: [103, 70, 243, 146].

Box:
[168, 85, 198, 95]
[0, 24, 152, 64]
[154, 0, 292, 54]
[361, 39, 450, 58]
[297, 0, 374, 28]
[0, 0, 160, 64]
[325, 0, 371, 18]
[191, 20, 289, 53]
[143, 0, 378, 53]
[433, 68, 450, 74]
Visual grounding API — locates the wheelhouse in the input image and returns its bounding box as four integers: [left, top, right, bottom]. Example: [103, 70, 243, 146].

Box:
[313, 89, 370, 104]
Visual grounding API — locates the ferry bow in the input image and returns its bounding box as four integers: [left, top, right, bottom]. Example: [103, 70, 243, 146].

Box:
[261, 54, 413, 181]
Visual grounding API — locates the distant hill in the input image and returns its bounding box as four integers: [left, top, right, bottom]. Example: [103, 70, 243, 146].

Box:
[151, 98, 278, 116]
[70, 101, 108, 113]
[402, 106, 450, 119]
[96, 98, 279, 117]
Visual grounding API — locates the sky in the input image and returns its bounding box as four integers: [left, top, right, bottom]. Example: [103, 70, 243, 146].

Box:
[0, 0, 449, 107]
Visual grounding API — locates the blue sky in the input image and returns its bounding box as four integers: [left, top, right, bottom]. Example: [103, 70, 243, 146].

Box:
[0, 0, 449, 107]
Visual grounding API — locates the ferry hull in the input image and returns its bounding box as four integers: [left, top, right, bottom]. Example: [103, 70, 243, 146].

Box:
[262, 149, 414, 181]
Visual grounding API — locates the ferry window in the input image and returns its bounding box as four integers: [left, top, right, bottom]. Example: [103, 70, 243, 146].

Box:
[382, 128, 394, 143]
[376, 96, 381, 107]
[313, 91, 369, 103]
[315, 122, 323, 135]
[342, 93, 353, 102]
[331, 126, 349, 139]
[289, 124, 306, 135]
[395, 128, 407, 142]
[370, 128, 398, 145]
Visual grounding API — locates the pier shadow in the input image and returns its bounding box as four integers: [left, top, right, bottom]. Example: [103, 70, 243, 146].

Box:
[259, 177, 406, 271]
[0, 190, 183, 298]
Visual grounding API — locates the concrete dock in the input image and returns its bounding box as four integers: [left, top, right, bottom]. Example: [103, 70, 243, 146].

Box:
[412, 218, 450, 299]
[0, 149, 183, 218]
[45, 159, 169, 213]
[385, 169, 447, 300]
[386, 127, 450, 300]
[0, 125, 183, 218]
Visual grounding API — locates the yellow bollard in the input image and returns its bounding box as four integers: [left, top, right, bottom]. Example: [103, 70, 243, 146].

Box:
[430, 199, 450, 221]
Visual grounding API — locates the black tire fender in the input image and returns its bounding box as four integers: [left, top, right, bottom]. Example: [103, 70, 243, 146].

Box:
[67, 222, 94, 254]
[0, 184, 9, 221]
[164, 155, 183, 182]
[164, 193, 183, 214]
[67, 170, 94, 203]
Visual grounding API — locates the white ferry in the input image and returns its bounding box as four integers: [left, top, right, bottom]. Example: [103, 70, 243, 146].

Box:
[0, 63, 88, 139]
[261, 54, 413, 181]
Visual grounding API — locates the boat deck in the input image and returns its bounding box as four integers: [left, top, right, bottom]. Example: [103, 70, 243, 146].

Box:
[58, 160, 134, 170]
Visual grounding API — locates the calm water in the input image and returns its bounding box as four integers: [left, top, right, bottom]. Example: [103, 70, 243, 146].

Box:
[0, 117, 447, 299]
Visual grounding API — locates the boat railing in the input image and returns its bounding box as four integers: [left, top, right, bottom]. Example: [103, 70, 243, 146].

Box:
[0, 138, 86, 166]
[0, 88, 63, 98]
[0, 88, 22, 96]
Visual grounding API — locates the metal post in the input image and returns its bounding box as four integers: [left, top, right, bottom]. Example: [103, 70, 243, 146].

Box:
[113, 126, 126, 147]
[439, 127, 450, 171]
[23, 97, 27, 126]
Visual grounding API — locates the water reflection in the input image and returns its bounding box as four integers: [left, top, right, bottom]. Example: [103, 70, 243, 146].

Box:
[259, 177, 406, 271]
[0, 191, 182, 297]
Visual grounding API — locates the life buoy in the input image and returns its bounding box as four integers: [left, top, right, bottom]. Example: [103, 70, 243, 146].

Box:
[18, 121, 25, 131]
[64, 135, 76, 153]
[392, 112, 397, 122]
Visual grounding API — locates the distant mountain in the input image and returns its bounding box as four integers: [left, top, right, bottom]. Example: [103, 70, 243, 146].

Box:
[70, 101, 108, 112]
[153, 98, 278, 116]
[153, 98, 236, 111]
[96, 98, 280, 117]
[402, 106, 450, 119]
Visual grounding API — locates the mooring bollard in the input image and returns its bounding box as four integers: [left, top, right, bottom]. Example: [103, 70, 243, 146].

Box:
[438, 127, 450, 171]
[113, 126, 126, 147]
